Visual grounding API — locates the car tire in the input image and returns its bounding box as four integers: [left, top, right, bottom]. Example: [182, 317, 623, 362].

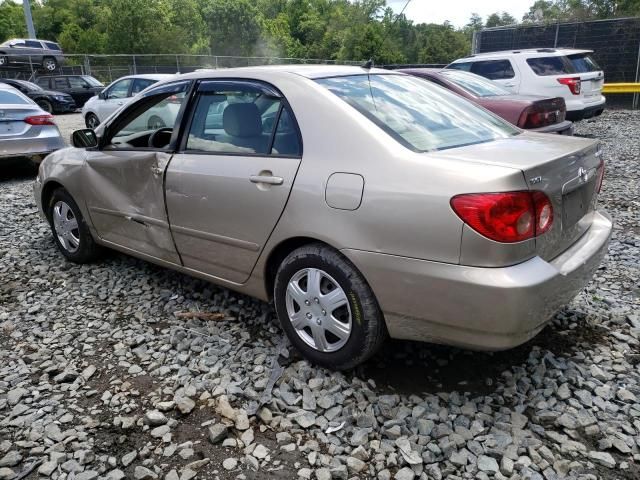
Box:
[47, 188, 101, 264]
[37, 99, 53, 113]
[274, 243, 387, 370]
[42, 57, 58, 72]
[147, 115, 165, 129]
[0, 55, 8, 67]
[85, 113, 100, 129]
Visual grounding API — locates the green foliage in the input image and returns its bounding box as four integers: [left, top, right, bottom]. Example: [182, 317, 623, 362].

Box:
[0, 0, 477, 64]
[522, 0, 640, 22]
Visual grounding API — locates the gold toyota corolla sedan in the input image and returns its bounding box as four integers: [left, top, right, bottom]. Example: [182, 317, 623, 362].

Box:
[34, 66, 612, 370]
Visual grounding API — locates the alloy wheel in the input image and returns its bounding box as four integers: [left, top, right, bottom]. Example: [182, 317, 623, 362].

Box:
[43, 58, 56, 71]
[52, 201, 80, 253]
[285, 268, 352, 353]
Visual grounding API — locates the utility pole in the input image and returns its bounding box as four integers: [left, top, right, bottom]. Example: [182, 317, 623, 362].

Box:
[23, 0, 37, 39]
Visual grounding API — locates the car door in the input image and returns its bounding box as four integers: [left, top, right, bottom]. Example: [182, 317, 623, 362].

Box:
[52, 77, 69, 94]
[97, 78, 133, 121]
[83, 80, 191, 263]
[68, 76, 93, 105]
[470, 59, 521, 93]
[165, 79, 302, 283]
[23, 40, 44, 65]
[8, 40, 28, 64]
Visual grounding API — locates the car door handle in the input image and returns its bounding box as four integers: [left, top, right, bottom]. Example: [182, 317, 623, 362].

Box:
[250, 175, 283, 185]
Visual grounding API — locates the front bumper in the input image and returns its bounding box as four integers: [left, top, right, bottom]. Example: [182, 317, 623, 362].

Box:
[530, 120, 574, 135]
[343, 210, 612, 350]
[53, 99, 77, 113]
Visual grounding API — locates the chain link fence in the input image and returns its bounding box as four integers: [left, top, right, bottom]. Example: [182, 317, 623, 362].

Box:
[474, 17, 640, 109]
[0, 53, 361, 84]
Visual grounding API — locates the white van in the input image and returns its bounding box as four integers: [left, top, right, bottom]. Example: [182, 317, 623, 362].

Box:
[446, 49, 605, 121]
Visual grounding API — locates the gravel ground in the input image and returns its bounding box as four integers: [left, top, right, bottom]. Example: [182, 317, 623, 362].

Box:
[0, 110, 639, 480]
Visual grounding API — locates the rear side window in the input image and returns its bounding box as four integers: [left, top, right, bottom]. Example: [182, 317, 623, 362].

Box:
[567, 53, 601, 73]
[44, 42, 61, 51]
[470, 60, 515, 80]
[35, 77, 50, 88]
[0, 90, 30, 104]
[24, 40, 42, 48]
[526, 56, 574, 76]
[447, 62, 473, 72]
[132, 79, 157, 95]
[317, 74, 518, 152]
[53, 78, 69, 90]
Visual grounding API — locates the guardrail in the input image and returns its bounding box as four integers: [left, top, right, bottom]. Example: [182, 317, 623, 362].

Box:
[602, 83, 640, 93]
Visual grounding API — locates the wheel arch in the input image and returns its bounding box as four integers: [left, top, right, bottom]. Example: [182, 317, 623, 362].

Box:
[41, 179, 66, 219]
[263, 236, 336, 301]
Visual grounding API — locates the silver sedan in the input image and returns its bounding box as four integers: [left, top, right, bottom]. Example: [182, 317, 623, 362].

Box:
[0, 83, 65, 164]
[34, 66, 611, 370]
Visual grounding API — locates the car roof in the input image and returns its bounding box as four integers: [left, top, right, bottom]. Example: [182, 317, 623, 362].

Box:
[180, 64, 393, 81]
[452, 48, 593, 62]
[116, 74, 176, 81]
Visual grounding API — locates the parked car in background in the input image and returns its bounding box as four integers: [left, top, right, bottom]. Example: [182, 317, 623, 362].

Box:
[0, 83, 65, 164]
[0, 39, 64, 72]
[35, 66, 610, 370]
[35, 75, 103, 107]
[0, 78, 76, 113]
[446, 49, 605, 120]
[401, 68, 572, 134]
[81, 74, 174, 128]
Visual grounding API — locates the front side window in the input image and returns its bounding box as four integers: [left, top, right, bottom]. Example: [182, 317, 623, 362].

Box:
[110, 90, 187, 143]
[440, 70, 510, 97]
[186, 83, 300, 156]
[106, 79, 132, 99]
[471, 60, 515, 80]
[317, 74, 518, 152]
[35, 77, 50, 88]
[526, 56, 574, 76]
[69, 77, 89, 88]
[132, 79, 157, 95]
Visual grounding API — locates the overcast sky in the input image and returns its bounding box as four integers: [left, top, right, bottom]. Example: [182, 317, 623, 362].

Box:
[387, 0, 533, 28]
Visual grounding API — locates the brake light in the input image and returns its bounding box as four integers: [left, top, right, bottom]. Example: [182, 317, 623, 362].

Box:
[24, 115, 55, 126]
[519, 103, 565, 129]
[451, 191, 554, 243]
[557, 77, 581, 95]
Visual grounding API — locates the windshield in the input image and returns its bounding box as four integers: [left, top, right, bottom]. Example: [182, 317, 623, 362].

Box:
[440, 70, 510, 97]
[567, 53, 601, 73]
[83, 76, 104, 87]
[0, 90, 30, 104]
[18, 81, 42, 92]
[316, 74, 519, 152]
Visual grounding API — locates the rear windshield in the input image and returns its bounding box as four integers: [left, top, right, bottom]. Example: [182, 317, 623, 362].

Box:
[568, 53, 601, 73]
[526, 56, 575, 76]
[440, 70, 510, 97]
[316, 74, 519, 152]
[0, 90, 30, 104]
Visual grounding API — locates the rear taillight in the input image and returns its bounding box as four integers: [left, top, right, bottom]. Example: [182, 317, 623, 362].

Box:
[557, 77, 581, 95]
[451, 191, 554, 243]
[24, 115, 55, 126]
[519, 103, 565, 129]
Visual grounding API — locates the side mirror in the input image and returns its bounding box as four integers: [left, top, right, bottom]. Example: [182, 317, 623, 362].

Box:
[71, 129, 98, 148]
[98, 91, 106, 100]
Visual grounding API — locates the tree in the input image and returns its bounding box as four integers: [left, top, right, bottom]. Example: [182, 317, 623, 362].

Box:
[485, 11, 517, 28]
[0, 0, 26, 41]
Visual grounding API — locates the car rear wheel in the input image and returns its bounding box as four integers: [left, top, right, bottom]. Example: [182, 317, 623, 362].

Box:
[0, 55, 8, 67]
[274, 243, 387, 370]
[37, 99, 53, 113]
[85, 113, 100, 129]
[42, 57, 57, 72]
[47, 188, 101, 263]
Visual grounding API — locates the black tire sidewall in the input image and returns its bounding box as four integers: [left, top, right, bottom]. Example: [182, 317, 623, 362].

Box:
[37, 99, 53, 113]
[274, 246, 382, 369]
[86, 114, 99, 129]
[47, 189, 97, 263]
[42, 57, 57, 71]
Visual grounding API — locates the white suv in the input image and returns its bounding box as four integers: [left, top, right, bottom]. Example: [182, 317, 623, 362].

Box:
[446, 49, 605, 121]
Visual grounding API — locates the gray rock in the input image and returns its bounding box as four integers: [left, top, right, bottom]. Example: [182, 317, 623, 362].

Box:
[144, 410, 168, 426]
[176, 397, 196, 414]
[134, 466, 158, 480]
[222, 458, 237, 470]
[0, 452, 21, 468]
[208, 424, 228, 444]
[587, 451, 616, 468]
[477, 455, 500, 473]
[394, 467, 415, 480]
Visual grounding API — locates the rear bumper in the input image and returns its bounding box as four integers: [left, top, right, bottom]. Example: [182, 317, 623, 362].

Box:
[566, 97, 606, 121]
[530, 120, 574, 135]
[0, 127, 65, 160]
[342, 210, 612, 350]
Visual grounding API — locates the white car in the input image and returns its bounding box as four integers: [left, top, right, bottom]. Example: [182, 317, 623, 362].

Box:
[82, 74, 175, 129]
[446, 49, 605, 121]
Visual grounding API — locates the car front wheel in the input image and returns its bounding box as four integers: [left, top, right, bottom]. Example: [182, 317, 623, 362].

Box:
[42, 57, 57, 71]
[274, 244, 387, 370]
[85, 113, 100, 129]
[0, 55, 8, 67]
[47, 188, 101, 263]
[36, 99, 53, 113]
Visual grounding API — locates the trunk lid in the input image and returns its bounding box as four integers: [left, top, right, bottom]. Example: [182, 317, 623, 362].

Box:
[437, 133, 603, 260]
[0, 105, 43, 137]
